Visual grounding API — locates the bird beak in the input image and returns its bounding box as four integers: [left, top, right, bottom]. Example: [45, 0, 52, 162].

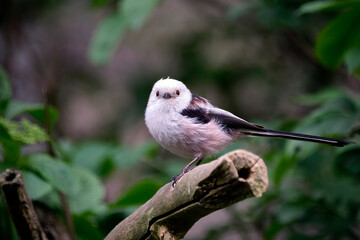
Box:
[163, 92, 172, 99]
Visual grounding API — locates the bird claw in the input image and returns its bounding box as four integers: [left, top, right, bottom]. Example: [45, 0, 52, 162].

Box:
[171, 165, 199, 188]
[171, 173, 184, 188]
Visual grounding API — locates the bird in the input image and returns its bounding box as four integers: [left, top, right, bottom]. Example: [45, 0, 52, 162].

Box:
[145, 78, 352, 186]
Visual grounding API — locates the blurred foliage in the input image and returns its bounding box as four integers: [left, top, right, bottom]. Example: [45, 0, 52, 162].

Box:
[0, 67, 166, 239]
[200, 88, 360, 239]
[1, 0, 360, 240]
[89, 0, 162, 64]
[230, 0, 360, 75]
[298, 0, 360, 74]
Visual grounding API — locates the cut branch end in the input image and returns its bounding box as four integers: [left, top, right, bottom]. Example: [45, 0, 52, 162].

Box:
[106, 149, 268, 240]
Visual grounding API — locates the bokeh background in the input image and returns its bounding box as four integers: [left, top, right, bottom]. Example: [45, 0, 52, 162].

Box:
[1, 0, 360, 239]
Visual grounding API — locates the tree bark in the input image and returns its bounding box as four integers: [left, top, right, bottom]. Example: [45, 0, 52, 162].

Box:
[0, 169, 48, 240]
[105, 149, 268, 240]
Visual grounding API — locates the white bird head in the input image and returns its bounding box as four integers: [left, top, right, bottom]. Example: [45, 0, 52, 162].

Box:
[146, 78, 192, 112]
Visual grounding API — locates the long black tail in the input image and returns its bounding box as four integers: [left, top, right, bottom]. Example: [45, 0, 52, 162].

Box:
[244, 128, 352, 147]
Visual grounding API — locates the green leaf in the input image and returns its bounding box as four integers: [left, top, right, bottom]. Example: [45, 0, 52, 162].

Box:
[88, 13, 127, 65]
[27, 154, 105, 214]
[27, 154, 80, 197]
[113, 142, 159, 169]
[336, 145, 360, 178]
[89, 0, 161, 65]
[97, 210, 128, 235]
[315, 9, 360, 68]
[71, 141, 113, 174]
[0, 117, 48, 145]
[297, 0, 335, 14]
[99, 158, 115, 177]
[285, 96, 358, 158]
[297, 97, 358, 135]
[91, 0, 111, 8]
[5, 101, 59, 126]
[298, 0, 360, 15]
[0, 197, 18, 240]
[276, 203, 306, 224]
[300, 111, 356, 136]
[0, 67, 11, 116]
[295, 87, 347, 106]
[313, 176, 360, 208]
[69, 167, 105, 214]
[22, 170, 52, 200]
[344, 43, 360, 73]
[119, 0, 161, 29]
[115, 179, 163, 207]
[273, 154, 297, 186]
[0, 140, 21, 162]
[265, 222, 284, 240]
[73, 215, 104, 240]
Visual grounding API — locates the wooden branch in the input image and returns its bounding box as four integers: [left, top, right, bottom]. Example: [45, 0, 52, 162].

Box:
[0, 169, 48, 240]
[105, 150, 268, 240]
[34, 202, 72, 240]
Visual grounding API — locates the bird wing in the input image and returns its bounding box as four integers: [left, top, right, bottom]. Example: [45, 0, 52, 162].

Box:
[188, 94, 214, 108]
[180, 95, 352, 147]
[207, 107, 266, 132]
[179, 94, 214, 124]
[181, 94, 266, 132]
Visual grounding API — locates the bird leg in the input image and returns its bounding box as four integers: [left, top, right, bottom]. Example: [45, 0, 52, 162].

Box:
[195, 158, 204, 166]
[171, 156, 203, 187]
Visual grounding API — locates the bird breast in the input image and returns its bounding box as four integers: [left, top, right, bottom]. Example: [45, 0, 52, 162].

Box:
[145, 107, 234, 158]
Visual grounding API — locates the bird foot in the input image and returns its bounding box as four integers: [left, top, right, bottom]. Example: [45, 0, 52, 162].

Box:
[171, 166, 198, 188]
[171, 172, 184, 188]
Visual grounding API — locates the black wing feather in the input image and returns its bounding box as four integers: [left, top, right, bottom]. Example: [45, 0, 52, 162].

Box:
[180, 104, 352, 147]
[180, 95, 353, 147]
[180, 107, 266, 132]
[208, 112, 266, 131]
[180, 108, 211, 124]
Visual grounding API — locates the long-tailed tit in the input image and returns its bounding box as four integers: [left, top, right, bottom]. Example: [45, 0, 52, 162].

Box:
[145, 78, 352, 185]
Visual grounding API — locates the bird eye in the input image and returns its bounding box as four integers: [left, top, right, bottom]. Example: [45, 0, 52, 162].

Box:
[176, 90, 180, 96]
[156, 91, 159, 97]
